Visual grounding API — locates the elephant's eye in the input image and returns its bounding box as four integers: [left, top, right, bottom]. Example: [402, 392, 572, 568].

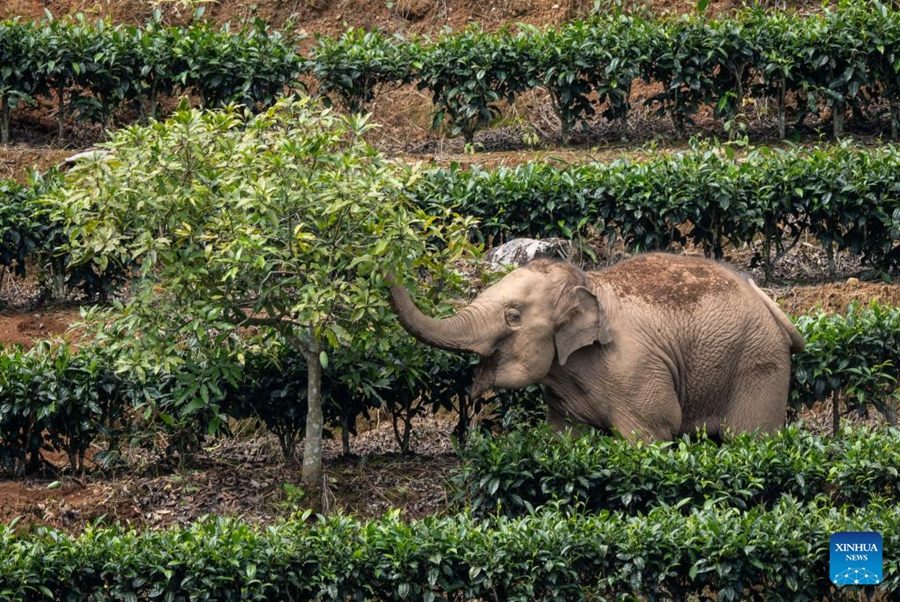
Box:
[505, 308, 522, 328]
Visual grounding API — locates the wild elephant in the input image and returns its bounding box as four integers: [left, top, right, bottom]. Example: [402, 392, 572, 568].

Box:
[389, 253, 805, 441]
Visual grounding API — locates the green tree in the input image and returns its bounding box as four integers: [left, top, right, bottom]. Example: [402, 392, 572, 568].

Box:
[46, 97, 473, 486]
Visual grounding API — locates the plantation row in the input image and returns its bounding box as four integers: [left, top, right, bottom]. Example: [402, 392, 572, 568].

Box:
[1, 500, 897, 600]
[1, 302, 897, 475]
[458, 425, 900, 517]
[0, 337, 473, 474]
[410, 142, 900, 276]
[0, 16, 301, 142]
[4, 142, 900, 299]
[7, 4, 900, 143]
[316, 4, 900, 142]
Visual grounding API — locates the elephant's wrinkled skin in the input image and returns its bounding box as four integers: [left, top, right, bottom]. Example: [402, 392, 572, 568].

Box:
[389, 253, 805, 441]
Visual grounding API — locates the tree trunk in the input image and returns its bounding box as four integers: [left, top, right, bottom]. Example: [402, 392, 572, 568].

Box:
[672, 89, 685, 139]
[463, 123, 475, 147]
[762, 227, 774, 283]
[50, 258, 68, 302]
[714, 215, 724, 260]
[826, 239, 836, 279]
[619, 112, 629, 141]
[278, 427, 297, 464]
[832, 102, 845, 138]
[57, 81, 66, 144]
[550, 90, 570, 145]
[454, 394, 470, 445]
[302, 331, 324, 487]
[341, 412, 351, 456]
[832, 390, 840, 437]
[149, 79, 159, 122]
[892, 98, 899, 141]
[777, 78, 786, 140]
[389, 390, 414, 455]
[1, 96, 9, 145]
[619, 82, 632, 141]
[728, 65, 745, 141]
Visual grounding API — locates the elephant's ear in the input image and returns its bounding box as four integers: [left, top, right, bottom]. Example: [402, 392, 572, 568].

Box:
[555, 286, 613, 366]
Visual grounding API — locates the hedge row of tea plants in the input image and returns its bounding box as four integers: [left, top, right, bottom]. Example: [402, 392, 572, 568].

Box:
[5, 142, 900, 291]
[9, 4, 900, 144]
[456, 425, 900, 517]
[0, 172, 122, 303]
[0, 179, 40, 281]
[265, 3, 900, 142]
[0, 15, 302, 142]
[0, 334, 537, 474]
[1, 302, 896, 475]
[793, 302, 900, 424]
[0, 337, 363, 473]
[409, 142, 900, 276]
[1, 499, 897, 601]
[0, 338, 239, 475]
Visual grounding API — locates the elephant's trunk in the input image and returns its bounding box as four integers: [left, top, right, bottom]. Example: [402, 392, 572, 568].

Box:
[388, 279, 494, 357]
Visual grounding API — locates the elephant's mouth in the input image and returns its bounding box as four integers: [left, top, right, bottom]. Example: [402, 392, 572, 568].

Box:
[471, 350, 500, 400]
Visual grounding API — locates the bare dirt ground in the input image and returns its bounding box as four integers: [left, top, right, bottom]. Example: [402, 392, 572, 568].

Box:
[0, 412, 462, 531]
[0, 306, 82, 348]
[2, 0, 754, 35]
[0, 147, 71, 182]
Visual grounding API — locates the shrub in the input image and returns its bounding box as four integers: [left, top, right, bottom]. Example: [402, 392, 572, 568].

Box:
[311, 28, 415, 114]
[0, 500, 896, 600]
[455, 425, 900, 517]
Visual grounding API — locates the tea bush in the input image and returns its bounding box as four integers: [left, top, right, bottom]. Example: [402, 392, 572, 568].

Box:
[0, 14, 304, 141]
[0, 499, 896, 600]
[311, 28, 417, 114]
[793, 302, 900, 421]
[1, 303, 896, 474]
[11, 5, 900, 143]
[409, 142, 900, 275]
[456, 425, 900, 517]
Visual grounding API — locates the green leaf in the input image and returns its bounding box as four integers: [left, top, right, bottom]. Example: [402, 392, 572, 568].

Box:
[182, 398, 207, 415]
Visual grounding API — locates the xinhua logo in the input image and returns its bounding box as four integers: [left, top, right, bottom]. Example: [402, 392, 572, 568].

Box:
[830, 532, 882, 585]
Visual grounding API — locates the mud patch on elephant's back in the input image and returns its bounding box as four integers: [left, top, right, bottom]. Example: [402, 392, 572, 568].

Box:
[602, 254, 735, 308]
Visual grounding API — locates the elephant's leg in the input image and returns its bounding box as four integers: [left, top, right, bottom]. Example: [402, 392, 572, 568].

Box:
[543, 388, 586, 436]
[542, 360, 682, 440]
[721, 353, 791, 435]
[609, 375, 682, 442]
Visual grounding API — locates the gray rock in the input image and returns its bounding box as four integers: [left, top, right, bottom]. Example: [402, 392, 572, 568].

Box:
[486, 238, 579, 271]
[59, 149, 109, 170]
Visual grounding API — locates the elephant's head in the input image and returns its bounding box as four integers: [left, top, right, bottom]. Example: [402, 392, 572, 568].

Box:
[389, 260, 613, 398]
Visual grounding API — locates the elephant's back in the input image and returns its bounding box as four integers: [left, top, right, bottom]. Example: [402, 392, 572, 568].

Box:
[595, 253, 746, 310]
